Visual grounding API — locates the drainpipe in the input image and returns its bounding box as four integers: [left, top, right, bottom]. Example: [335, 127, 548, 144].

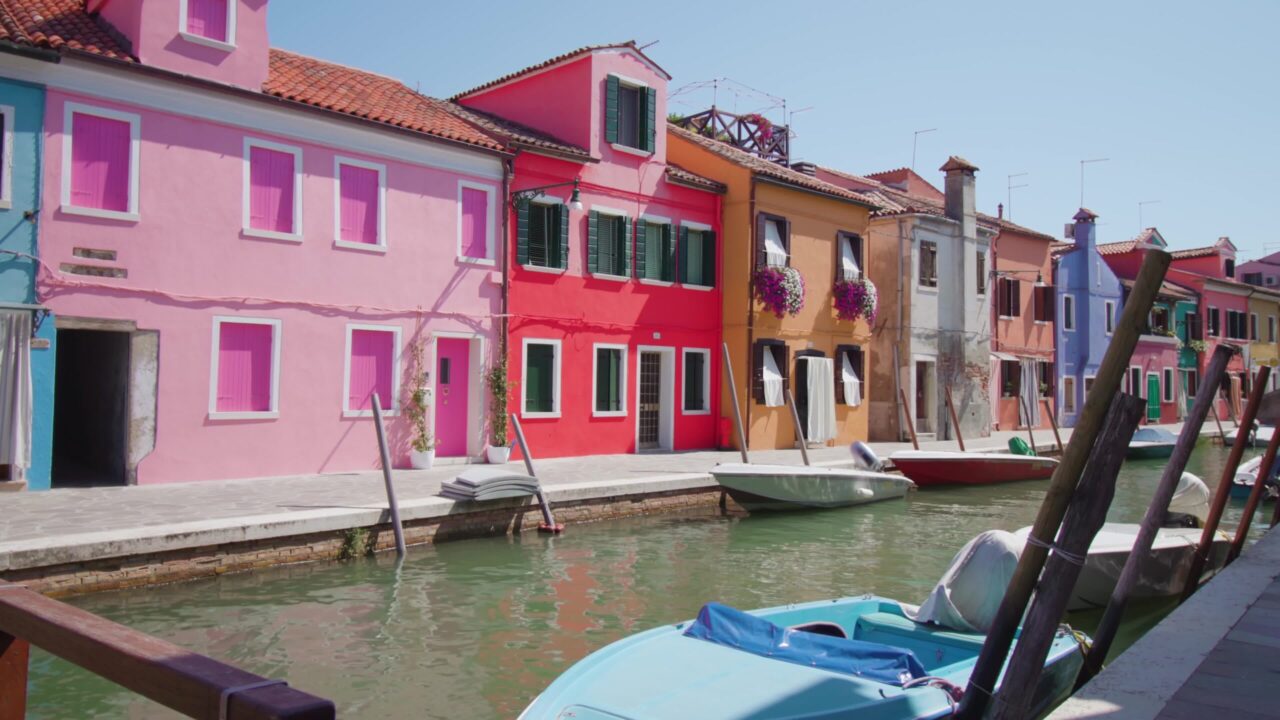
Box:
[745, 176, 758, 449]
[895, 218, 907, 441]
[501, 157, 513, 362]
[714, 190, 726, 444]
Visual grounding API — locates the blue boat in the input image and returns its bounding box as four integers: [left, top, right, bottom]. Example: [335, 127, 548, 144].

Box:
[518, 596, 1085, 719]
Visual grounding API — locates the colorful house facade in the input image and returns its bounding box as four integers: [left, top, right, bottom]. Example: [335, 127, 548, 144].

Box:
[1237, 252, 1280, 290]
[989, 215, 1058, 432]
[1246, 286, 1280, 392]
[0, 0, 518, 485]
[667, 122, 876, 451]
[454, 44, 725, 458]
[0, 75, 55, 491]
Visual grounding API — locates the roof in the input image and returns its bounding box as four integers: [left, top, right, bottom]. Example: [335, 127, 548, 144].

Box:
[1171, 246, 1220, 260]
[1074, 208, 1098, 221]
[996, 218, 1059, 244]
[665, 163, 726, 194]
[451, 41, 670, 100]
[443, 103, 591, 160]
[860, 167, 944, 202]
[1096, 239, 1141, 256]
[668, 124, 880, 209]
[0, 0, 132, 59]
[1119, 278, 1196, 300]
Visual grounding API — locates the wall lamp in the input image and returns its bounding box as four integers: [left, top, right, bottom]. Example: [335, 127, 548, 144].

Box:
[993, 269, 1048, 287]
[511, 179, 583, 212]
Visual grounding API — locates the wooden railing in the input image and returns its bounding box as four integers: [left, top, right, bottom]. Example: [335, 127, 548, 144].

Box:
[674, 108, 790, 166]
[0, 579, 335, 719]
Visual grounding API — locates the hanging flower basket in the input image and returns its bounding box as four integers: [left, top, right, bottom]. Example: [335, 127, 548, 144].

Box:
[754, 266, 805, 317]
[834, 277, 878, 324]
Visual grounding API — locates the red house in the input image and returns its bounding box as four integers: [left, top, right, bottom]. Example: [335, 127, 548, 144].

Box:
[453, 44, 725, 458]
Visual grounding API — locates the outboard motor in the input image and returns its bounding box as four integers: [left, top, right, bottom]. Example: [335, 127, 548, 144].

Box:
[908, 530, 1022, 633]
[850, 441, 884, 472]
[1166, 472, 1211, 528]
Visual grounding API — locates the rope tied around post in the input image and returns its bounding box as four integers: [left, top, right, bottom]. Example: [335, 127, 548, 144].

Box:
[1021, 534, 1087, 567]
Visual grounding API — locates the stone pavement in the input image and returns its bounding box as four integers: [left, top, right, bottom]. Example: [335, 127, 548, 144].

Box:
[0, 422, 1209, 574]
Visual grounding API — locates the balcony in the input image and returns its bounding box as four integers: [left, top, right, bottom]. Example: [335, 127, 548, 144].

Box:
[673, 108, 790, 166]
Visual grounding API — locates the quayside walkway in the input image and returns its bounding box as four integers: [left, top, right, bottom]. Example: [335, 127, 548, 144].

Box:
[1050, 523, 1280, 720]
[0, 422, 1215, 595]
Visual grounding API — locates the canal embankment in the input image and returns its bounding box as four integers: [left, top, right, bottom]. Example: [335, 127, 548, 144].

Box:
[0, 423, 1220, 597]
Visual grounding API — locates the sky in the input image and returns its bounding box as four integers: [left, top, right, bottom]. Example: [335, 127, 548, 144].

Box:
[267, 1, 1280, 257]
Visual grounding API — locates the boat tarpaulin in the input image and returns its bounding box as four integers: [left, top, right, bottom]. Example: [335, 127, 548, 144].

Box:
[804, 356, 837, 442]
[909, 530, 1021, 633]
[761, 348, 784, 407]
[841, 353, 862, 407]
[683, 602, 926, 686]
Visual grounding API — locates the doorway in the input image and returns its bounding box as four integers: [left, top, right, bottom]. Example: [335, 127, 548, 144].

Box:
[1146, 373, 1161, 422]
[636, 347, 674, 451]
[52, 329, 130, 487]
[914, 359, 936, 434]
[434, 337, 471, 457]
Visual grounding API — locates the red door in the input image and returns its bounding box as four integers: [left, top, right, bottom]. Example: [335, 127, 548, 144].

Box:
[435, 338, 470, 457]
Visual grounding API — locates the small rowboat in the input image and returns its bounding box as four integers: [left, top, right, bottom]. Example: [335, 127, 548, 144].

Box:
[1232, 455, 1279, 500]
[1126, 427, 1177, 460]
[887, 450, 1058, 487]
[1223, 424, 1276, 449]
[711, 463, 914, 511]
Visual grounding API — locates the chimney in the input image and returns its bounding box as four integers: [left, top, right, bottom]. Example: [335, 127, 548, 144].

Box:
[997, 203, 1004, 220]
[940, 156, 979, 240]
[791, 162, 818, 177]
[1073, 207, 1098, 248]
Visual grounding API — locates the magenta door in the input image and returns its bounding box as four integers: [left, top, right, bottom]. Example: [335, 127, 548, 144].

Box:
[435, 339, 470, 457]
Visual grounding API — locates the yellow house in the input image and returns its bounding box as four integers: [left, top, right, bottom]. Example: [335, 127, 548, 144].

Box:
[1247, 286, 1280, 390]
[667, 124, 879, 451]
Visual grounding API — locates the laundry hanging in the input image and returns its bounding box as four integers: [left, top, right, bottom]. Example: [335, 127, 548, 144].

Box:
[841, 353, 862, 407]
[1019, 358, 1041, 427]
[761, 349, 785, 407]
[805, 357, 837, 442]
[0, 310, 33, 476]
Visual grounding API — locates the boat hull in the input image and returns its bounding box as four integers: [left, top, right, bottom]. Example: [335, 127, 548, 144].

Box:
[889, 451, 1058, 487]
[1223, 426, 1275, 448]
[1126, 443, 1175, 460]
[711, 464, 913, 511]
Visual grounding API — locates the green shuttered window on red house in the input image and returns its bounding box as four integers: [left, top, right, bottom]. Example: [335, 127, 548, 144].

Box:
[588, 210, 631, 277]
[680, 226, 716, 288]
[517, 201, 569, 269]
[525, 343, 557, 413]
[605, 75, 656, 153]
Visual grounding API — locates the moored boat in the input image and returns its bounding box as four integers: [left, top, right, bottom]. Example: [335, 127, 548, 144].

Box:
[1126, 427, 1177, 459]
[888, 450, 1058, 487]
[711, 463, 914, 511]
[1232, 455, 1280, 500]
[1223, 423, 1276, 449]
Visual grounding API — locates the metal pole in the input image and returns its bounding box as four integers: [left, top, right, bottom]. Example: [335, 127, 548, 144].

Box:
[1229, 409, 1280, 562]
[510, 414, 563, 533]
[722, 343, 750, 463]
[371, 393, 406, 558]
[945, 386, 965, 452]
[785, 389, 811, 466]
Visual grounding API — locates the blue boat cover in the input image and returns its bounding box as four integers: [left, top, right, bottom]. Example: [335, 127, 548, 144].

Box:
[682, 603, 927, 686]
[1133, 427, 1176, 443]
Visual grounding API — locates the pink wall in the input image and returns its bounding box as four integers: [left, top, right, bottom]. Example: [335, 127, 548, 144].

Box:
[992, 227, 1056, 430]
[1128, 338, 1182, 424]
[40, 89, 502, 483]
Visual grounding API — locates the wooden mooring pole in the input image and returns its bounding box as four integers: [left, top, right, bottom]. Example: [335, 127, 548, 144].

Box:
[1212, 405, 1227, 444]
[371, 393, 407, 558]
[954, 248, 1170, 720]
[899, 386, 919, 450]
[945, 386, 965, 452]
[992, 393, 1145, 720]
[1044, 398, 1065, 454]
[510, 414, 563, 533]
[1077, 344, 1233, 683]
[785, 389, 811, 466]
[1020, 395, 1038, 452]
[721, 343, 750, 463]
[1229, 404, 1280, 562]
[0, 627, 29, 720]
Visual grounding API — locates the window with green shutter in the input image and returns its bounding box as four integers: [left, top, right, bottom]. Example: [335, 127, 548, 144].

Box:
[607, 75, 656, 153]
[680, 227, 715, 287]
[522, 203, 565, 269]
[594, 346, 626, 414]
[683, 350, 709, 412]
[524, 341, 558, 414]
[640, 221, 674, 282]
[590, 211, 631, 277]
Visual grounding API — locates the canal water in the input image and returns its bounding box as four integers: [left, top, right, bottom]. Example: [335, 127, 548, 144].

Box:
[25, 443, 1269, 718]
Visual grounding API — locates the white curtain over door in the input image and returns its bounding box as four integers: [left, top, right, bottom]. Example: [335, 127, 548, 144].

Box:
[841, 353, 862, 407]
[761, 348, 784, 407]
[0, 311, 33, 477]
[805, 357, 837, 443]
[1019, 358, 1041, 427]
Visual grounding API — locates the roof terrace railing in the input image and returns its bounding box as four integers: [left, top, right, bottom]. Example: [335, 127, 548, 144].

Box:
[0, 579, 336, 720]
[674, 107, 790, 166]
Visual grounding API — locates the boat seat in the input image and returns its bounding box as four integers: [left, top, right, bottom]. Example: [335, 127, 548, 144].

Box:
[854, 612, 986, 653]
[788, 621, 847, 639]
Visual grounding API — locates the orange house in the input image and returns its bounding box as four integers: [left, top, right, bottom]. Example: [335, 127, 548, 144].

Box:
[990, 217, 1059, 432]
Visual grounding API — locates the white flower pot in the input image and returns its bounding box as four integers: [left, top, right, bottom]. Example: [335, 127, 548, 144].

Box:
[486, 445, 512, 464]
[409, 448, 435, 470]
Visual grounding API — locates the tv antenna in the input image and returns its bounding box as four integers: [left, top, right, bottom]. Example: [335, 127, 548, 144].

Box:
[912, 128, 937, 171]
[1007, 173, 1029, 220]
[1138, 199, 1161, 231]
[1079, 157, 1109, 207]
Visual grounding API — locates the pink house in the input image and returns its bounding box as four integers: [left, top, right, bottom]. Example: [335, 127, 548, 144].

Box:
[0, 0, 525, 485]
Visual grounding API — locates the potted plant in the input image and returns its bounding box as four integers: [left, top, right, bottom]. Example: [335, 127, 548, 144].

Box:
[754, 266, 806, 318]
[486, 360, 512, 464]
[405, 338, 436, 469]
[833, 276, 878, 323]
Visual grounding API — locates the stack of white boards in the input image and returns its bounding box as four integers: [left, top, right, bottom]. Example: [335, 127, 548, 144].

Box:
[439, 466, 541, 502]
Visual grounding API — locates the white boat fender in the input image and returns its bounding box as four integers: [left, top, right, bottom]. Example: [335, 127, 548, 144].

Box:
[907, 530, 1022, 634]
[850, 441, 884, 472]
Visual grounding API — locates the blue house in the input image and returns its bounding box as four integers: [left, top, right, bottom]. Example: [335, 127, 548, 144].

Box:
[0, 77, 54, 491]
[1053, 209, 1122, 427]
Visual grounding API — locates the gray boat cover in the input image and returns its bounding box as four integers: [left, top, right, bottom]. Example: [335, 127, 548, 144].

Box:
[908, 529, 1022, 633]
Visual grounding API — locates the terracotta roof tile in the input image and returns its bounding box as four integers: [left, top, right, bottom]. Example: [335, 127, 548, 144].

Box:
[1171, 246, 1219, 259]
[995, 218, 1059, 244]
[665, 162, 726, 193]
[451, 41, 670, 100]
[1096, 240, 1139, 256]
[443, 102, 590, 160]
[0, 0, 132, 60]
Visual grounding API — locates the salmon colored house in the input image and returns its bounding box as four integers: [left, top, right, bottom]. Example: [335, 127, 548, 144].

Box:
[666, 122, 877, 451]
[453, 44, 725, 458]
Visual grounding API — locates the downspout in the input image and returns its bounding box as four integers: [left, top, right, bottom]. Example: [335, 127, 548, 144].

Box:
[895, 218, 906, 441]
[501, 157, 513, 362]
[744, 176, 758, 448]
[714, 189, 725, 446]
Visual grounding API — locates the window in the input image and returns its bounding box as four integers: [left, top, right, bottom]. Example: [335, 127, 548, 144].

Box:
[1039, 361, 1054, 399]
[180, 0, 235, 48]
[344, 325, 400, 416]
[753, 339, 788, 407]
[62, 103, 140, 221]
[1225, 259, 1235, 278]
[757, 214, 790, 269]
[1250, 313, 1259, 341]
[918, 240, 938, 288]
[589, 209, 631, 278]
[1225, 310, 1247, 340]
[1244, 272, 1264, 286]
[591, 344, 627, 416]
[519, 201, 567, 270]
[837, 232, 863, 282]
[1187, 370, 1198, 400]
[522, 339, 561, 417]
[976, 251, 986, 296]
[1084, 375, 1096, 402]
[638, 218, 674, 282]
[0, 104, 12, 209]
[683, 348, 711, 414]
[1129, 366, 1142, 398]
[1270, 316, 1276, 343]
[1207, 306, 1220, 337]
[1148, 372, 1161, 405]
[457, 181, 494, 263]
[1001, 360, 1020, 398]
[835, 345, 864, 407]
[1062, 376, 1077, 415]
[1149, 306, 1170, 335]
[1063, 294, 1076, 331]
[243, 138, 302, 241]
[997, 278, 1022, 318]
[1104, 300, 1115, 334]
[334, 157, 386, 251]
[1185, 312, 1202, 341]
[1033, 285, 1055, 323]
[1163, 368, 1174, 403]
[209, 317, 280, 419]
[1268, 277, 1277, 286]
[605, 75, 656, 153]
[680, 224, 715, 288]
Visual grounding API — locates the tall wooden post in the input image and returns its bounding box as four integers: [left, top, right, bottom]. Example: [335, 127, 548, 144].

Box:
[1212, 405, 1226, 443]
[721, 343, 750, 464]
[1044, 398, 1064, 453]
[899, 386, 919, 450]
[1230, 412, 1280, 562]
[1077, 344, 1232, 682]
[0, 630, 29, 720]
[954, 249, 1170, 720]
[945, 386, 965, 452]
[1020, 395, 1038, 452]
[785, 389, 811, 466]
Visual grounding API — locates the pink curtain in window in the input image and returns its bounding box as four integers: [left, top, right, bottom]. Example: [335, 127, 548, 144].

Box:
[217, 323, 273, 412]
[249, 146, 294, 233]
[187, 0, 229, 41]
[349, 330, 394, 411]
[461, 187, 489, 259]
[71, 113, 130, 212]
[339, 164, 379, 244]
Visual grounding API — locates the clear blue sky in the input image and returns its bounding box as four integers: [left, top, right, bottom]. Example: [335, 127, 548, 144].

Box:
[269, 1, 1278, 256]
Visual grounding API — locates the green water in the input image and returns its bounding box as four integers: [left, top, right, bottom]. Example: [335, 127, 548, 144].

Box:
[25, 444, 1270, 719]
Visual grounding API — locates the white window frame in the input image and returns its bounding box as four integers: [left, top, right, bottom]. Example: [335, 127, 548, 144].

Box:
[1062, 294, 1076, 332]
[1162, 367, 1174, 403]
[681, 347, 712, 415]
[1104, 300, 1115, 335]
[591, 343, 629, 418]
[522, 196, 568, 274]
[680, 220, 714, 290]
[521, 338, 562, 418]
[0, 104, 12, 210]
[208, 316, 282, 421]
[242, 137, 304, 242]
[1062, 376, 1077, 415]
[591, 205, 631, 282]
[61, 102, 141, 222]
[332, 156, 387, 253]
[456, 179, 496, 265]
[178, 0, 237, 51]
[342, 323, 402, 418]
[609, 73, 654, 157]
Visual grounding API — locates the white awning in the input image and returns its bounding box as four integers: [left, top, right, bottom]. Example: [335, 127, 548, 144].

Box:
[991, 351, 1018, 362]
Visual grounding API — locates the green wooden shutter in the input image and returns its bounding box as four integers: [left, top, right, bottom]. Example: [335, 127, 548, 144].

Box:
[662, 224, 675, 281]
[587, 210, 600, 274]
[635, 218, 648, 280]
[605, 76, 619, 145]
[644, 86, 657, 153]
[516, 201, 530, 266]
[598, 215, 614, 275]
[679, 226, 690, 284]
[702, 230, 716, 288]
[621, 217, 632, 277]
[558, 203, 569, 269]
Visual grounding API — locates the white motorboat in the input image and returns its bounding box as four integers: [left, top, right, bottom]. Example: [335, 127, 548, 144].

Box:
[711, 463, 914, 511]
[1223, 424, 1277, 448]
